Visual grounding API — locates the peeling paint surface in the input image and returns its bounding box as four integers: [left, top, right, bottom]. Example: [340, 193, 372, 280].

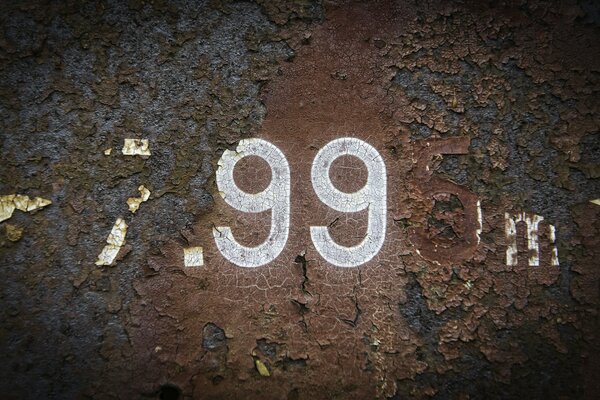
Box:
[95, 217, 128, 266]
[5, 223, 24, 242]
[1, 1, 599, 399]
[122, 138, 151, 156]
[183, 246, 204, 268]
[0, 194, 52, 222]
[127, 185, 150, 213]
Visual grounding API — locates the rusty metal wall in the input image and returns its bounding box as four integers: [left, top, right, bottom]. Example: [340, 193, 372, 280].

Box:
[1, 1, 599, 399]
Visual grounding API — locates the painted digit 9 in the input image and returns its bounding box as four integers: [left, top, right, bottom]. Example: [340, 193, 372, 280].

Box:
[213, 138, 290, 267]
[310, 137, 387, 267]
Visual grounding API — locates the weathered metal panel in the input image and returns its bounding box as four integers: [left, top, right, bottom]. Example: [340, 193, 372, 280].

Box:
[1, 1, 599, 399]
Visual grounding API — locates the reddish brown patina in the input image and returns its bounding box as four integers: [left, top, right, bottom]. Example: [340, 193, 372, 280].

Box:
[3, 0, 600, 398]
[118, 1, 598, 399]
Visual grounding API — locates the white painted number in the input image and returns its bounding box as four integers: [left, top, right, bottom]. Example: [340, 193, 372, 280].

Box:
[212, 137, 557, 270]
[213, 138, 290, 267]
[310, 138, 387, 267]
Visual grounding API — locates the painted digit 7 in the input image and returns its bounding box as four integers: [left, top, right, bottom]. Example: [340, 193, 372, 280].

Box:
[410, 137, 481, 264]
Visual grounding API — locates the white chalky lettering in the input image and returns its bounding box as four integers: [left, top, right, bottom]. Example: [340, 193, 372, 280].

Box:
[213, 138, 290, 267]
[310, 137, 387, 267]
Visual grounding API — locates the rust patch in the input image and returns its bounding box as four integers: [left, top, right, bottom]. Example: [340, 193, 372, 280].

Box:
[126, 1, 599, 399]
[2, 0, 599, 399]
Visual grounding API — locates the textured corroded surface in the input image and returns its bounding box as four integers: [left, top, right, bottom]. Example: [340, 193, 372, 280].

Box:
[1, 1, 599, 399]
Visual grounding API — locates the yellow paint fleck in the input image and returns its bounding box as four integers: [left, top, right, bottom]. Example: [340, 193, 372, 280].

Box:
[590, 199, 600, 206]
[127, 185, 151, 213]
[104, 148, 112, 155]
[184, 247, 204, 267]
[5, 224, 23, 242]
[95, 218, 128, 266]
[254, 359, 270, 377]
[122, 138, 151, 156]
[0, 194, 52, 222]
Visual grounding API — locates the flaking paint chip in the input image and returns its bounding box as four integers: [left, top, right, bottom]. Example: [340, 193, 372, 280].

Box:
[590, 199, 600, 206]
[95, 218, 128, 266]
[122, 139, 151, 156]
[254, 359, 270, 377]
[104, 148, 112, 155]
[0, 194, 52, 222]
[184, 247, 204, 267]
[5, 224, 23, 242]
[127, 185, 151, 213]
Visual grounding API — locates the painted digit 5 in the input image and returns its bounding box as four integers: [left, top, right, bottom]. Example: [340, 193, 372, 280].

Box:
[311, 138, 387, 267]
[213, 138, 290, 267]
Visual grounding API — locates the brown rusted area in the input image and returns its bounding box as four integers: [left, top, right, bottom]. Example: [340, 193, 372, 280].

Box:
[409, 137, 479, 264]
[570, 203, 600, 396]
[2, 0, 600, 399]
[126, 1, 600, 399]
[233, 155, 272, 195]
